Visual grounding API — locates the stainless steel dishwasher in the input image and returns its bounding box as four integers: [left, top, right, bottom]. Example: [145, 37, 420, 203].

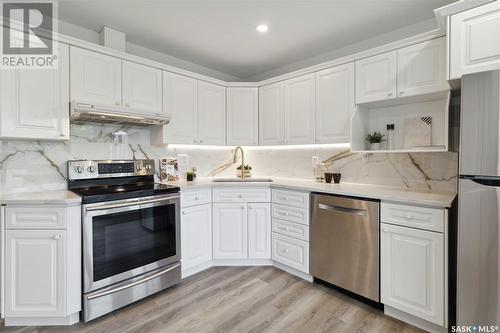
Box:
[310, 193, 380, 302]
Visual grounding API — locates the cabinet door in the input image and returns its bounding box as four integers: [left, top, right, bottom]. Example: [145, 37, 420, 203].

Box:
[397, 38, 448, 97]
[213, 203, 248, 259]
[162, 72, 198, 144]
[226, 88, 258, 146]
[248, 203, 271, 259]
[315, 63, 355, 143]
[356, 51, 397, 103]
[0, 42, 69, 140]
[70, 46, 122, 106]
[5, 230, 66, 317]
[381, 223, 445, 326]
[284, 74, 316, 144]
[450, 1, 500, 79]
[181, 204, 212, 271]
[198, 81, 226, 145]
[259, 82, 284, 145]
[122, 61, 162, 114]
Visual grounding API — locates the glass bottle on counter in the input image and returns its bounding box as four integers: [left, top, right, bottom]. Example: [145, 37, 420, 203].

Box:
[387, 124, 395, 150]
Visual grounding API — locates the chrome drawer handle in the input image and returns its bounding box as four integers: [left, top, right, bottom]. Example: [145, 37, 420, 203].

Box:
[87, 263, 181, 300]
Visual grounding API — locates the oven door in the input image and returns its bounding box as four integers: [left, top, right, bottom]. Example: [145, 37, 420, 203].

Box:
[82, 194, 180, 293]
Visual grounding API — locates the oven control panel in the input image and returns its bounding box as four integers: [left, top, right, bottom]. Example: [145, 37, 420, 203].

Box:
[68, 160, 155, 180]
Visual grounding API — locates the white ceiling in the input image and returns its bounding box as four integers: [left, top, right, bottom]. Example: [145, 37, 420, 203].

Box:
[59, 0, 455, 80]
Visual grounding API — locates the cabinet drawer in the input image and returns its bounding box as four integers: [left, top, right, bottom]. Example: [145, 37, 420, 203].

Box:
[272, 204, 309, 225]
[181, 188, 212, 207]
[272, 218, 309, 241]
[272, 233, 309, 273]
[5, 206, 67, 229]
[381, 202, 445, 232]
[272, 189, 309, 208]
[213, 188, 270, 203]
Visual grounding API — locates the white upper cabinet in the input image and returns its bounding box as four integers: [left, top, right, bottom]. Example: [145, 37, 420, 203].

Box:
[450, 1, 500, 79]
[0, 42, 69, 141]
[70, 46, 122, 106]
[356, 51, 397, 104]
[122, 61, 162, 114]
[248, 203, 271, 259]
[284, 74, 316, 144]
[162, 72, 198, 144]
[381, 223, 445, 326]
[397, 38, 449, 97]
[315, 63, 355, 143]
[259, 82, 285, 145]
[198, 81, 226, 145]
[213, 203, 248, 259]
[227, 87, 258, 146]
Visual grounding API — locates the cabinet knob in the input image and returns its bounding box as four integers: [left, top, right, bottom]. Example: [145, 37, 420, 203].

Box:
[399, 91, 405, 95]
[241, 206, 245, 210]
[194, 196, 199, 200]
[53, 234, 61, 240]
[248, 206, 252, 210]
[406, 214, 414, 220]
[238, 194, 242, 198]
[199, 140, 203, 143]
[382, 227, 388, 233]
[193, 140, 197, 143]
[59, 133, 65, 137]
[182, 211, 186, 215]
[387, 92, 393, 97]
[284, 197, 289, 200]
[125, 102, 130, 107]
[115, 101, 120, 106]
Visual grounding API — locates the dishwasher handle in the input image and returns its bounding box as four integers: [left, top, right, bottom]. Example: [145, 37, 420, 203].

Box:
[317, 203, 368, 216]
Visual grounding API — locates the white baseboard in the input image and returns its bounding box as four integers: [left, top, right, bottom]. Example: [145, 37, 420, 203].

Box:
[384, 306, 447, 333]
[182, 261, 214, 279]
[5, 312, 80, 326]
[212, 258, 273, 266]
[272, 261, 313, 282]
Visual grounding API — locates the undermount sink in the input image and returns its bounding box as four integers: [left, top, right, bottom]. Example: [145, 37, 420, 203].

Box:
[211, 178, 273, 183]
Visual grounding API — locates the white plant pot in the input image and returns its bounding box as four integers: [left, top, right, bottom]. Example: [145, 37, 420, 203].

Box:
[370, 143, 381, 150]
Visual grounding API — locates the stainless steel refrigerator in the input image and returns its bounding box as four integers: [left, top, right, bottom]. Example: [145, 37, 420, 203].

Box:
[458, 70, 500, 326]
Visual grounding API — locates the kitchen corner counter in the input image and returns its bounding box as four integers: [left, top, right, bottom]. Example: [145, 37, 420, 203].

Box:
[166, 177, 457, 208]
[0, 190, 82, 205]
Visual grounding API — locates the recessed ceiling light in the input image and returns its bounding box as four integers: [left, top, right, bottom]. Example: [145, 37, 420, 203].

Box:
[256, 24, 269, 33]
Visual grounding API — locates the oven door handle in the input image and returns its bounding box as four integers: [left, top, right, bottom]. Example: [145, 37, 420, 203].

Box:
[86, 263, 181, 300]
[85, 196, 176, 211]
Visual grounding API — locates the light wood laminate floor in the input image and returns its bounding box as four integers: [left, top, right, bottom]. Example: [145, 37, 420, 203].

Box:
[0, 266, 424, 333]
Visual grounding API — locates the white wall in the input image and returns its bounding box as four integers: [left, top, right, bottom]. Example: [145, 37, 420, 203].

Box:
[58, 20, 241, 82]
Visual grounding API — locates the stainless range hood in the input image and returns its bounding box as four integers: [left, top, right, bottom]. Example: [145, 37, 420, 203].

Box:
[70, 101, 170, 126]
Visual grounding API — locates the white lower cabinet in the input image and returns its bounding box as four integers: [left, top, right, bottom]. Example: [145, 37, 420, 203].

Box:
[181, 203, 212, 276]
[213, 203, 248, 259]
[248, 203, 271, 259]
[381, 222, 445, 326]
[272, 233, 309, 273]
[2, 205, 81, 326]
[5, 230, 66, 317]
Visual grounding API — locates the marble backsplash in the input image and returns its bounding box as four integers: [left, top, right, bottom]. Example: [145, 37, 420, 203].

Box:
[0, 124, 458, 194]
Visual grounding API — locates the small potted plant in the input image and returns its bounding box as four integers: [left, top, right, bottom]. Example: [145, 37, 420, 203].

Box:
[236, 164, 252, 178]
[185, 168, 196, 181]
[365, 131, 385, 150]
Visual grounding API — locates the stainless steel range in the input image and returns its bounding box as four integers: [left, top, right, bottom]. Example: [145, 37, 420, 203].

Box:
[68, 160, 181, 322]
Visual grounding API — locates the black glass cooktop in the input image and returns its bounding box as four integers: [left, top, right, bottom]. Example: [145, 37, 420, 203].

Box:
[68, 176, 179, 204]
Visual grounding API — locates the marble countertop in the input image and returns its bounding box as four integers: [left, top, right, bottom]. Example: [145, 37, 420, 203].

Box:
[166, 177, 456, 208]
[0, 190, 82, 205]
